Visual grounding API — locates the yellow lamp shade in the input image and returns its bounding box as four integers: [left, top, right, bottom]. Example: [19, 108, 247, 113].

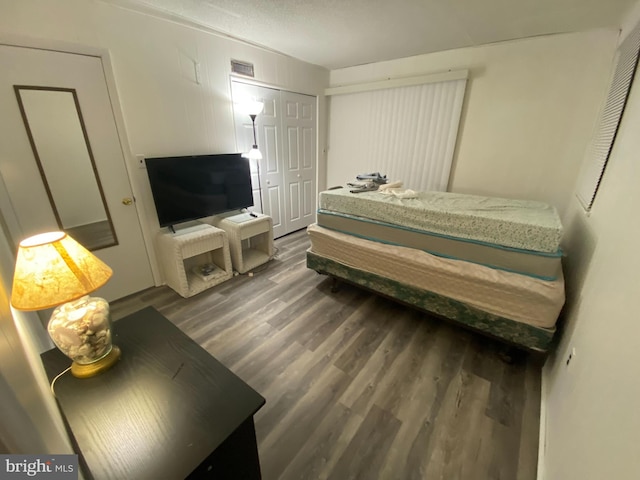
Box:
[11, 231, 113, 311]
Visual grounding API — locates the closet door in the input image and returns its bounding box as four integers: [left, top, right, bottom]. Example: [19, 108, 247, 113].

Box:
[281, 91, 316, 233]
[259, 89, 287, 238]
[232, 81, 286, 237]
[231, 80, 317, 238]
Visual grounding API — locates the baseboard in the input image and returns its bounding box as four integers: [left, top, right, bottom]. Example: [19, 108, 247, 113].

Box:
[537, 365, 549, 480]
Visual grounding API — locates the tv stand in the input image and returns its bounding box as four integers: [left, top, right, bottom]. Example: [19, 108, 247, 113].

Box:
[157, 223, 232, 297]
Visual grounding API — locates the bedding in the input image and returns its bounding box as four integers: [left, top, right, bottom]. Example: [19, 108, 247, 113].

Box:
[307, 224, 564, 329]
[306, 251, 556, 352]
[319, 188, 563, 253]
[308, 187, 566, 352]
[317, 209, 562, 280]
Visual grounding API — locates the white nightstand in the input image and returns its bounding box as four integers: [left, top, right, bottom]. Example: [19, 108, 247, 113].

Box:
[157, 223, 232, 297]
[212, 213, 274, 274]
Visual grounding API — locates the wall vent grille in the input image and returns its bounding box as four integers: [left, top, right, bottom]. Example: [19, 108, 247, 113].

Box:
[231, 60, 255, 77]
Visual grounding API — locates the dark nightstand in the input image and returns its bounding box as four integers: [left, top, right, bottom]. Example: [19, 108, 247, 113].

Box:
[41, 306, 265, 479]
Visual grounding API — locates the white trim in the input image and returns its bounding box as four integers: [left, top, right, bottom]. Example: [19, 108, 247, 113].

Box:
[229, 73, 319, 98]
[538, 365, 549, 480]
[0, 32, 107, 57]
[325, 69, 469, 96]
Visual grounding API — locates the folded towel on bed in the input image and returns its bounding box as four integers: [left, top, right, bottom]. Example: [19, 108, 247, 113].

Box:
[378, 181, 418, 199]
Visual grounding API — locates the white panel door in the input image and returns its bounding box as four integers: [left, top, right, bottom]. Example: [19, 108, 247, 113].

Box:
[281, 92, 316, 233]
[259, 90, 286, 239]
[232, 80, 317, 238]
[0, 45, 153, 301]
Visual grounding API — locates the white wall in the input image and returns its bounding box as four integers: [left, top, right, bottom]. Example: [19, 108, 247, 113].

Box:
[0, 0, 329, 285]
[542, 3, 640, 478]
[329, 29, 619, 216]
[0, 0, 328, 453]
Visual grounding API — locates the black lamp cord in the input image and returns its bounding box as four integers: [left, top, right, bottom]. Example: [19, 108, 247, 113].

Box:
[250, 114, 265, 214]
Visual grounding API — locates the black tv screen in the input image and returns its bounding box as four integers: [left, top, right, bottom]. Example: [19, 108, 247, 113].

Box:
[145, 153, 253, 227]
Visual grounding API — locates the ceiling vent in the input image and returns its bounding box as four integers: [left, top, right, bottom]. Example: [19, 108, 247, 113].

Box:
[231, 60, 255, 77]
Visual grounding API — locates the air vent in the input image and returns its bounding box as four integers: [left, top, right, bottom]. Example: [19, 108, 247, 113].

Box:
[231, 60, 255, 77]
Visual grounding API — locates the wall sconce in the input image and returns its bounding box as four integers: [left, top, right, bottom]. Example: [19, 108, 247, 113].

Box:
[11, 231, 120, 378]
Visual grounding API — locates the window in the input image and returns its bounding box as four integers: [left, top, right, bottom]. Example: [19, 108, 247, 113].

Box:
[326, 71, 468, 192]
[576, 22, 640, 211]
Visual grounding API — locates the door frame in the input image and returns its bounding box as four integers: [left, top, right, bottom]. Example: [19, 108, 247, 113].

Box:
[0, 32, 161, 286]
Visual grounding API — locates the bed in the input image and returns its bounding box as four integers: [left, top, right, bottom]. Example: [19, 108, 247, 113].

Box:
[306, 188, 566, 352]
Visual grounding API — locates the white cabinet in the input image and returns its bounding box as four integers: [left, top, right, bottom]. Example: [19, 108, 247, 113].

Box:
[157, 224, 232, 298]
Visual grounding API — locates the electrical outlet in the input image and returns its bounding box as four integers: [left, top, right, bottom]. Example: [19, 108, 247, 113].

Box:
[566, 347, 576, 366]
[136, 154, 146, 169]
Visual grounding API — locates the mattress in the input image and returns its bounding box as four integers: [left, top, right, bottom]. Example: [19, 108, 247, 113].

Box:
[307, 224, 564, 329]
[319, 188, 563, 253]
[317, 209, 562, 280]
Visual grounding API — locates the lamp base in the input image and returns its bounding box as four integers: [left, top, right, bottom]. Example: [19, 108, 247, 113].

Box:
[71, 345, 121, 378]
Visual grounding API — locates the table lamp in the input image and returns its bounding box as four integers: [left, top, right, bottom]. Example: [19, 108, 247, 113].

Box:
[10, 231, 121, 378]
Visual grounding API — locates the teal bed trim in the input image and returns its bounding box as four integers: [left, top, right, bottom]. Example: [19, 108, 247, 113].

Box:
[306, 250, 555, 352]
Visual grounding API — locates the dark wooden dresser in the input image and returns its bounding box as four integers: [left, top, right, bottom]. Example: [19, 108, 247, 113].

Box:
[41, 306, 265, 479]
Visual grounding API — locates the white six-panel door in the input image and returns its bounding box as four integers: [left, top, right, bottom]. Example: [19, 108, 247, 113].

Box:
[281, 92, 316, 233]
[231, 80, 317, 238]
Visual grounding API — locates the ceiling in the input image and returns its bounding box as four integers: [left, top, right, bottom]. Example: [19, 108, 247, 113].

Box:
[108, 0, 636, 69]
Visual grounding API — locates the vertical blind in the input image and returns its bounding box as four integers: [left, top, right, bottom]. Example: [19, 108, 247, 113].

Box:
[327, 73, 467, 191]
[576, 22, 640, 211]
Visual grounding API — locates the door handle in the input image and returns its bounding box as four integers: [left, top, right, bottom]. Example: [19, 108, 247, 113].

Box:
[122, 197, 134, 206]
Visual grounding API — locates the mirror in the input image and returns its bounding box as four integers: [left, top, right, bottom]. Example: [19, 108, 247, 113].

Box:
[14, 86, 117, 250]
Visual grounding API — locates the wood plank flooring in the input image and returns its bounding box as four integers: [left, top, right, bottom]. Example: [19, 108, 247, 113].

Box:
[111, 229, 542, 480]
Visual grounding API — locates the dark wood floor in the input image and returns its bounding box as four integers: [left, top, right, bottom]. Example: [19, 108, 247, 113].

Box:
[111, 229, 542, 480]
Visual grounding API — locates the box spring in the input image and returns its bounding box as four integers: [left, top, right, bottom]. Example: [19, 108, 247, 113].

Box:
[307, 224, 564, 330]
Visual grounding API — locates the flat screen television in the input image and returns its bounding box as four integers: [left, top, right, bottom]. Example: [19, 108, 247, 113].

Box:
[145, 153, 253, 228]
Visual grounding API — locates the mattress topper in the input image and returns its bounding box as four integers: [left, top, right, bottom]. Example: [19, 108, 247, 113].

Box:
[319, 188, 563, 253]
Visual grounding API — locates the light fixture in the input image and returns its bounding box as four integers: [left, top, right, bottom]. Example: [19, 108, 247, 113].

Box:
[244, 101, 264, 117]
[11, 231, 120, 378]
[241, 100, 265, 211]
[241, 101, 264, 160]
[245, 147, 263, 161]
